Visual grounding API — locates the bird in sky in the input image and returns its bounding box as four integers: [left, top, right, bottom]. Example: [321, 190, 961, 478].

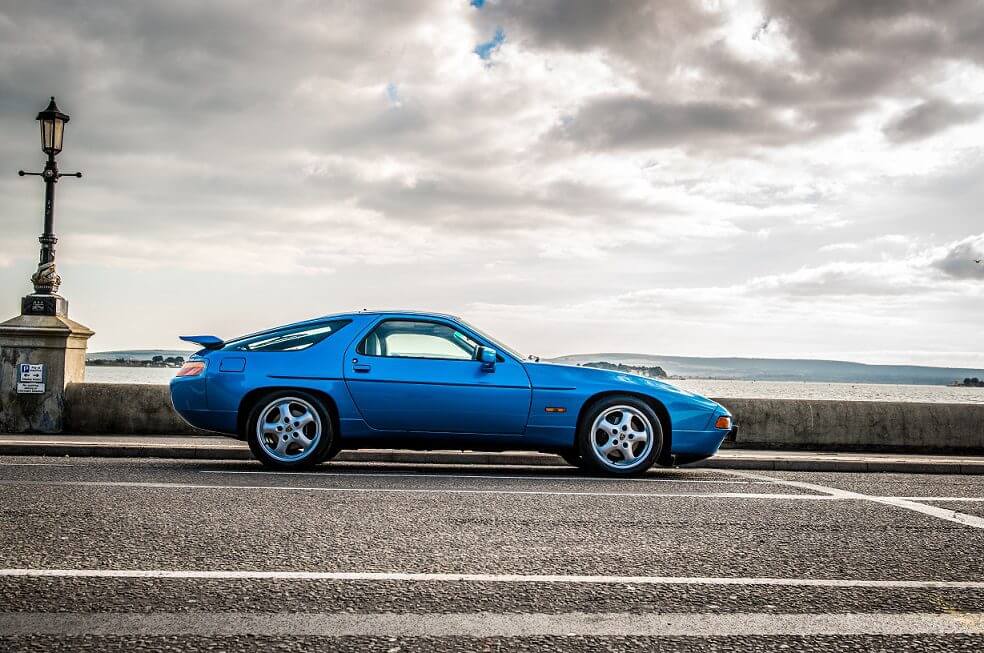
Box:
[976, 258, 983, 264]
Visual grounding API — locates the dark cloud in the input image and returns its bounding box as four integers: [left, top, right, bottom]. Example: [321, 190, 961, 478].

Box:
[932, 236, 984, 279]
[473, 0, 719, 54]
[884, 99, 984, 143]
[552, 96, 798, 151]
[725, 0, 984, 126]
[478, 0, 984, 149]
[763, 0, 984, 64]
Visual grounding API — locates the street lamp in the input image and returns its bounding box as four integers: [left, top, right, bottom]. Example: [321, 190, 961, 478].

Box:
[1, 97, 94, 433]
[17, 97, 82, 314]
[38, 96, 69, 155]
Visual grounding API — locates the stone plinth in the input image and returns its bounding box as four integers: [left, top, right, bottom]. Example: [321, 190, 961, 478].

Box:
[0, 313, 94, 433]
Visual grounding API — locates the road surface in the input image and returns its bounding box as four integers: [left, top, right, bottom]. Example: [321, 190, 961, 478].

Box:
[2, 456, 984, 651]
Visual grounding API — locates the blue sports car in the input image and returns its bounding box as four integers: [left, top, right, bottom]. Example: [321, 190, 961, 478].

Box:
[170, 310, 734, 476]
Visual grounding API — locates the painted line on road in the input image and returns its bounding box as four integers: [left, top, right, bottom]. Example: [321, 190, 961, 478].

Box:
[200, 469, 774, 484]
[4, 479, 983, 504]
[2, 611, 983, 636]
[4, 568, 984, 589]
[720, 469, 984, 530]
[895, 497, 984, 502]
[0, 439, 242, 449]
[0, 462, 75, 467]
[0, 479, 832, 500]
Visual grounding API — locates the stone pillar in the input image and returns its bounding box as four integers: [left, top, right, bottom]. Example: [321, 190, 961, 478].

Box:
[0, 312, 94, 433]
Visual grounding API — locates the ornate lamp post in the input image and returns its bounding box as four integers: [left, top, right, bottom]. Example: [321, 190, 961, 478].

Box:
[18, 97, 83, 316]
[0, 97, 93, 434]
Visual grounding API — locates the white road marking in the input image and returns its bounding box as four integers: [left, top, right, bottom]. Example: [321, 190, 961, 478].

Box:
[0, 462, 74, 467]
[720, 469, 984, 530]
[896, 497, 984, 502]
[201, 469, 773, 484]
[0, 439, 241, 449]
[4, 478, 984, 503]
[0, 479, 831, 500]
[3, 567, 984, 589]
[1, 611, 983, 636]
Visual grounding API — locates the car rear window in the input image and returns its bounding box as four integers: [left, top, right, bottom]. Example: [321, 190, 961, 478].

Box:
[221, 319, 351, 352]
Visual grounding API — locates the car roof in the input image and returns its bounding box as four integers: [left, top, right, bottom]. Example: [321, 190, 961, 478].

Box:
[350, 309, 462, 321]
[222, 310, 464, 345]
[299, 309, 463, 323]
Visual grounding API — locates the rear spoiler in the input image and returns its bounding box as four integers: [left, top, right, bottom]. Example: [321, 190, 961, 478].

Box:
[179, 335, 224, 350]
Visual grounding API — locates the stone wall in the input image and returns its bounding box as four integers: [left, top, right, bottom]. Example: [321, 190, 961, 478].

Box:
[719, 397, 984, 453]
[61, 383, 984, 453]
[65, 383, 203, 435]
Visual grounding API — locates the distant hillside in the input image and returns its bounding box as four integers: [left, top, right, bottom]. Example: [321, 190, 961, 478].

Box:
[550, 353, 984, 386]
[583, 361, 667, 379]
[86, 350, 194, 362]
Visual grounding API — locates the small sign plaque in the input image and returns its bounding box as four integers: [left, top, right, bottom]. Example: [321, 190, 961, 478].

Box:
[16, 363, 45, 394]
[20, 294, 68, 317]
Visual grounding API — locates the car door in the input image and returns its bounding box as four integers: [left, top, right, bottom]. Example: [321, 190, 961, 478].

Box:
[343, 318, 532, 435]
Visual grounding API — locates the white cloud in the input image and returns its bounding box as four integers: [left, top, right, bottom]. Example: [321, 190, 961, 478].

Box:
[931, 233, 984, 279]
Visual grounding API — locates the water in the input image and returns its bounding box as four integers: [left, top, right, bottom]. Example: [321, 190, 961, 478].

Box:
[83, 366, 984, 404]
[85, 367, 180, 385]
[671, 379, 984, 404]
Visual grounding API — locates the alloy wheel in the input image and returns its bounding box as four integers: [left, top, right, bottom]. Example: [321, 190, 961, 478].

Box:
[254, 396, 323, 463]
[589, 405, 654, 470]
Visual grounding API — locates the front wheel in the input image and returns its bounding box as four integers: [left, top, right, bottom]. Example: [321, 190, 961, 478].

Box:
[246, 391, 334, 470]
[577, 396, 664, 476]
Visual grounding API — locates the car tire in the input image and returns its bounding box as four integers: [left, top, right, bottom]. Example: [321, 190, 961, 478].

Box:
[577, 395, 664, 477]
[246, 390, 335, 470]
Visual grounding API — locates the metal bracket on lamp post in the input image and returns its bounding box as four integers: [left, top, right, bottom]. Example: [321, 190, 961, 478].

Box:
[18, 158, 82, 298]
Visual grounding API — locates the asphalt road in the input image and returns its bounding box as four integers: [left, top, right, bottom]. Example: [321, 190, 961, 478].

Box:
[2, 456, 984, 651]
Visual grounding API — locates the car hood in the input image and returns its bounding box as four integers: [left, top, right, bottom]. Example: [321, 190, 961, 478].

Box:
[523, 361, 723, 412]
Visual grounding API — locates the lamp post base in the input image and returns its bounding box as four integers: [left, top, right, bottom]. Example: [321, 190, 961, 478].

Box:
[21, 293, 68, 317]
[0, 312, 94, 433]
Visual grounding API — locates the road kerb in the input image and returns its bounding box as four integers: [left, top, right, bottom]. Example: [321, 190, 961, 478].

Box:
[0, 439, 982, 475]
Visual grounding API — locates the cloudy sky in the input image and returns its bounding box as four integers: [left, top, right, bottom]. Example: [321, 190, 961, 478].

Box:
[1, 0, 983, 365]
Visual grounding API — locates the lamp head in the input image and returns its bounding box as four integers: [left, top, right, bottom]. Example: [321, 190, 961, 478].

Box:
[36, 97, 70, 155]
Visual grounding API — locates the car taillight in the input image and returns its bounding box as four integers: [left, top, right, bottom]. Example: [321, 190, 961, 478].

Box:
[715, 415, 732, 430]
[176, 361, 206, 377]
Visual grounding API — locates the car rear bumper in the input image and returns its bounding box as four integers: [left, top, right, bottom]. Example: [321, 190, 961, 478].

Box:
[170, 377, 238, 435]
[173, 408, 238, 435]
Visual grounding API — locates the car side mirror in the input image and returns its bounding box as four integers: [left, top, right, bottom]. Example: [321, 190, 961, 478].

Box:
[478, 346, 497, 372]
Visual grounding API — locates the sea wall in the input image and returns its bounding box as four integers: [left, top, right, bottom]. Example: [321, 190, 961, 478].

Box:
[65, 383, 203, 435]
[61, 383, 984, 453]
[718, 397, 984, 453]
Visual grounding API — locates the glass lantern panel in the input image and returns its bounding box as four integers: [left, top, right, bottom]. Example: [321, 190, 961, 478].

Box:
[52, 118, 64, 152]
[41, 119, 54, 151]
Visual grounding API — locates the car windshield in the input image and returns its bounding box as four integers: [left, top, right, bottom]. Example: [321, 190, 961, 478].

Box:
[456, 319, 526, 361]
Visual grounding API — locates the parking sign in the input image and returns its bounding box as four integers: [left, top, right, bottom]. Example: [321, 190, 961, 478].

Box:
[16, 363, 45, 393]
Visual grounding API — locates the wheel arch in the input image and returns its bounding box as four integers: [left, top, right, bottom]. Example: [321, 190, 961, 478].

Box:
[236, 386, 340, 440]
[576, 390, 673, 466]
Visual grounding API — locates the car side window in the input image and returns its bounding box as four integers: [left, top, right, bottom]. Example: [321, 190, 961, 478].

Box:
[358, 320, 479, 361]
[222, 319, 351, 352]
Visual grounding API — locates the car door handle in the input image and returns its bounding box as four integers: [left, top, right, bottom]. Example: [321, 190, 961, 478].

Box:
[352, 362, 372, 373]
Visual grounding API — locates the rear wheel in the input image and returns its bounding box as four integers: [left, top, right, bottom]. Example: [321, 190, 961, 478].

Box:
[577, 396, 663, 476]
[246, 391, 334, 470]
